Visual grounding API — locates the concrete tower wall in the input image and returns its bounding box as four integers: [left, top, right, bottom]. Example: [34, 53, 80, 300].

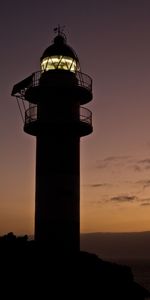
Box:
[35, 97, 80, 252]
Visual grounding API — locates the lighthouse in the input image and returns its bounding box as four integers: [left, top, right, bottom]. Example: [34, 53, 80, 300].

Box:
[11, 28, 93, 252]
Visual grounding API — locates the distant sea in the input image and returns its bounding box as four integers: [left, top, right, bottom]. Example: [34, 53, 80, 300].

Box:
[111, 258, 150, 293]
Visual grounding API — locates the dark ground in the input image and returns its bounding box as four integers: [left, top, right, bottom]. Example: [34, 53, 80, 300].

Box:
[0, 233, 149, 299]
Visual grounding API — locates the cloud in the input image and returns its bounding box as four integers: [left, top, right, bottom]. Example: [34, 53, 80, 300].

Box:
[97, 155, 131, 169]
[141, 202, 150, 206]
[136, 158, 150, 171]
[97, 163, 108, 169]
[97, 155, 150, 173]
[138, 159, 150, 164]
[127, 157, 150, 173]
[104, 156, 130, 162]
[109, 194, 150, 206]
[136, 180, 150, 189]
[110, 195, 137, 202]
[132, 165, 142, 172]
[145, 165, 150, 170]
[89, 183, 110, 188]
[138, 198, 150, 202]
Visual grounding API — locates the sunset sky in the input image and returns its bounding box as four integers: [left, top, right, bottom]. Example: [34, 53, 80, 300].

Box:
[1, 0, 150, 235]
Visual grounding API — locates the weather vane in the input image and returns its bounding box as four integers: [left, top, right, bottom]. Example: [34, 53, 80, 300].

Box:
[54, 25, 66, 36]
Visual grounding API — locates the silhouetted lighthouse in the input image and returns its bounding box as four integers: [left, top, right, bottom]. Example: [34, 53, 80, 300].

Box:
[11, 28, 93, 252]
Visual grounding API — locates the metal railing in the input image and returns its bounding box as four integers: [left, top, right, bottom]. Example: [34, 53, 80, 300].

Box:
[25, 105, 92, 127]
[25, 105, 37, 124]
[80, 106, 92, 125]
[12, 70, 92, 99]
[32, 70, 92, 91]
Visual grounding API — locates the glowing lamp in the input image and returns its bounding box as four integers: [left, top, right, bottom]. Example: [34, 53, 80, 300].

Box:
[41, 56, 78, 72]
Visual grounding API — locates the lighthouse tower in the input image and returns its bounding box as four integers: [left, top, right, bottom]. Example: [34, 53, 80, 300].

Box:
[11, 28, 93, 252]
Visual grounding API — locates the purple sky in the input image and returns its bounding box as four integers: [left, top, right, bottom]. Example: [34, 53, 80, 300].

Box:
[1, 0, 150, 234]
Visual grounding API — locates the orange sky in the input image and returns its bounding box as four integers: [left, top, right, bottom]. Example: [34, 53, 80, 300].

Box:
[1, 0, 150, 235]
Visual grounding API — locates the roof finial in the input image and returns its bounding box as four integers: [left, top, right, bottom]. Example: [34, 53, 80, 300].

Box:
[53, 25, 66, 40]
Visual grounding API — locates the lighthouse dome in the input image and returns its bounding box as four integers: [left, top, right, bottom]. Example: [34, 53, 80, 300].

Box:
[40, 34, 80, 73]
